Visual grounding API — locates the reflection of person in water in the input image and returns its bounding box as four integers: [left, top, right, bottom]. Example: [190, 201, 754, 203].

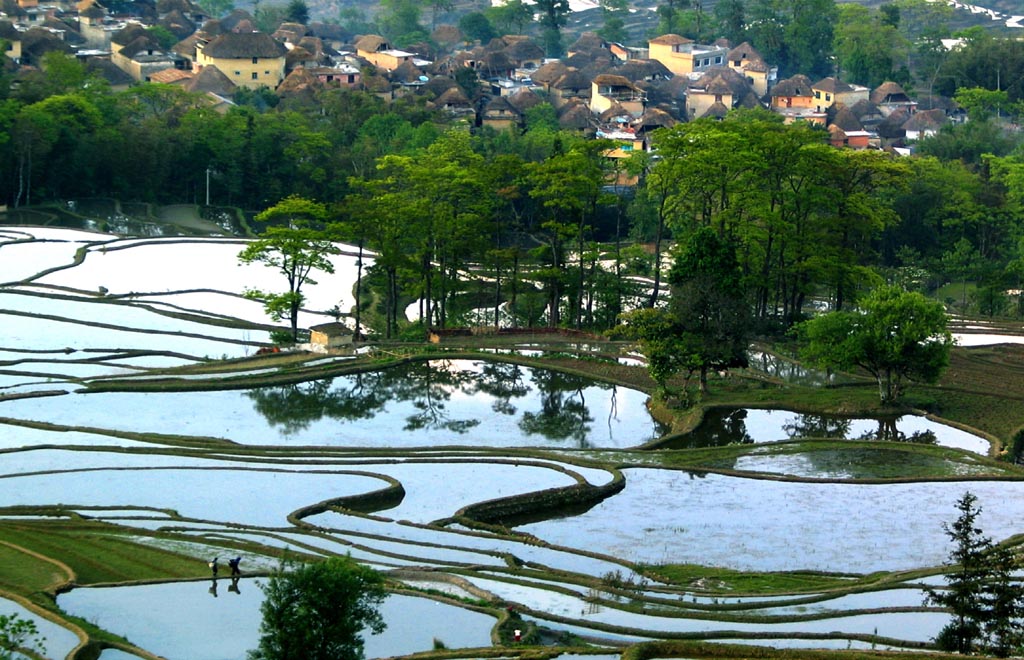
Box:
[229, 576, 241, 595]
[209, 579, 218, 598]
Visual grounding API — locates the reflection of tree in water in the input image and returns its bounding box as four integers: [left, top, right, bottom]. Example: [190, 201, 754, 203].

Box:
[855, 418, 937, 444]
[388, 360, 481, 434]
[246, 373, 389, 435]
[246, 360, 623, 442]
[675, 409, 756, 448]
[782, 414, 852, 439]
[518, 369, 597, 447]
[470, 361, 530, 416]
[245, 362, 483, 436]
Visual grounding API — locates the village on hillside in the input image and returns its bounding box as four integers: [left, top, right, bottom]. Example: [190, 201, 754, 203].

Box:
[0, 0, 990, 160]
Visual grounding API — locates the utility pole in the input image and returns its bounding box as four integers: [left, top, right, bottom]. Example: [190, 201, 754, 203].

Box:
[206, 167, 211, 206]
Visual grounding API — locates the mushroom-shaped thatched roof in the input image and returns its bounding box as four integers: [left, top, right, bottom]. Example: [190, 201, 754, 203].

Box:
[484, 94, 519, 117]
[507, 86, 543, 113]
[552, 67, 589, 92]
[504, 37, 543, 62]
[389, 58, 424, 83]
[219, 9, 254, 32]
[771, 74, 814, 98]
[870, 80, 911, 105]
[277, 66, 320, 95]
[649, 33, 692, 46]
[422, 75, 457, 97]
[634, 106, 677, 132]
[434, 85, 471, 107]
[185, 63, 236, 95]
[599, 101, 631, 122]
[558, 99, 594, 129]
[902, 108, 946, 132]
[726, 41, 766, 68]
[285, 46, 315, 68]
[532, 60, 567, 85]
[568, 31, 605, 54]
[830, 103, 863, 131]
[701, 100, 730, 119]
[202, 32, 286, 58]
[112, 22, 150, 46]
[159, 9, 196, 39]
[616, 58, 672, 82]
[876, 107, 909, 139]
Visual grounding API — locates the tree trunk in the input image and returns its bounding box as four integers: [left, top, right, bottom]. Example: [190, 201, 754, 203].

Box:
[354, 242, 363, 341]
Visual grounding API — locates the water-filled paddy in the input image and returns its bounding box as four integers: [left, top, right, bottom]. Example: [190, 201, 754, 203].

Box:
[5, 232, 1024, 654]
[517, 469, 1024, 573]
[59, 583, 494, 660]
[666, 408, 990, 455]
[0, 360, 666, 448]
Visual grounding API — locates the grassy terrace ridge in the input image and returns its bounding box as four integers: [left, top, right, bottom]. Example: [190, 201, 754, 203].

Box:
[5, 338, 1024, 658]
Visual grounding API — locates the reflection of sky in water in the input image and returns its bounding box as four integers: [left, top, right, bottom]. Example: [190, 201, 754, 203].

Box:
[0, 597, 81, 660]
[0, 468, 386, 527]
[470, 575, 941, 642]
[1, 291, 256, 341]
[36, 239, 368, 314]
[0, 361, 662, 449]
[0, 241, 84, 281]
[0, 309, 251, 358]
[0, 451, 575, 526]
[519, 470, 1024, 573]
[59, 583, 493, 660]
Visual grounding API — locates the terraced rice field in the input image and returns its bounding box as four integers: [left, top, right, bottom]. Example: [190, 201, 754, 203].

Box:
[3, 212, 1024, 660]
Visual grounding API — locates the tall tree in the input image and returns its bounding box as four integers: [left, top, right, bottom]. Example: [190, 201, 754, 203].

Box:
[798, 285, 953, 404]
[927, 492, 1024, 656]
[667, 226, 751, 392]
[486, 0, 532, 35]
[534, 0, 570, 56]
[239, 196, 341, 341]
[249, 556, 386, 660]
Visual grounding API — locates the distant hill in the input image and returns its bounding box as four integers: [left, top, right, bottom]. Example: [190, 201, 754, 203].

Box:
[253, 0, 1022, 48]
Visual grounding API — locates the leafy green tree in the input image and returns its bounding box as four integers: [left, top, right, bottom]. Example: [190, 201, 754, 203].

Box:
[199, 0, 234, 18]
[927, 492, 1024, 656]
[535, 0, 570, 56]
[833, 4, 906, 87]
[798, 285, 953, 404]
[378, 0, 428, 45]
[146, 25, 178, 49]
[614, 307, 692, 391]
[239, 196, 341, 341]
[487, 0, 532, 35]
[598, 0, 628, 43]
[249, 556, 386, 660]
[0, 613, 45, 660]
[655, 0, 689, 37]
[459, 12, 496, 44]
[668, 226, 751, 393]
[712, 0, 746, 45]
[285, 0, 309, 23]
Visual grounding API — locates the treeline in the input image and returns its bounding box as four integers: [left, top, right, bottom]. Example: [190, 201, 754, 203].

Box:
[4, 53, 1024, 335]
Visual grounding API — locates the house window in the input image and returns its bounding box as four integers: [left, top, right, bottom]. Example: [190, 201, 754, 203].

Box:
[252, 72, 258, 80]
[715, 56, 722, 64]
[814, 91, 821, 99]
[347, 74, 355, 83]
[702, 58, 710, 66]
[825, 93, 831, 101]
[235, 71, 241, 76]
[252, 57, 258, 64]
[621, 144, 633, 151]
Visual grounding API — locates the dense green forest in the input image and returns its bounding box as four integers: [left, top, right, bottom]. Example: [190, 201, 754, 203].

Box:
[3, 14, 1024, 340]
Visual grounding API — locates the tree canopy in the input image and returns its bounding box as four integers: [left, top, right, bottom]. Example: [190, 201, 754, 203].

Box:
[239, 196, 341, 341]
[797, 285, 953, 404]
[249, 556, 387, 660]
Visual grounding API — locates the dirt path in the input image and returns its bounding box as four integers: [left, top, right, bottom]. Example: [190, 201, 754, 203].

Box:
[156, 204, 227, 234]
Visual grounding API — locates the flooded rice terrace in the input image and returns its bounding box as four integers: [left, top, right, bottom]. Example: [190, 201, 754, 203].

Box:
[0, 219, 1017, 658]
